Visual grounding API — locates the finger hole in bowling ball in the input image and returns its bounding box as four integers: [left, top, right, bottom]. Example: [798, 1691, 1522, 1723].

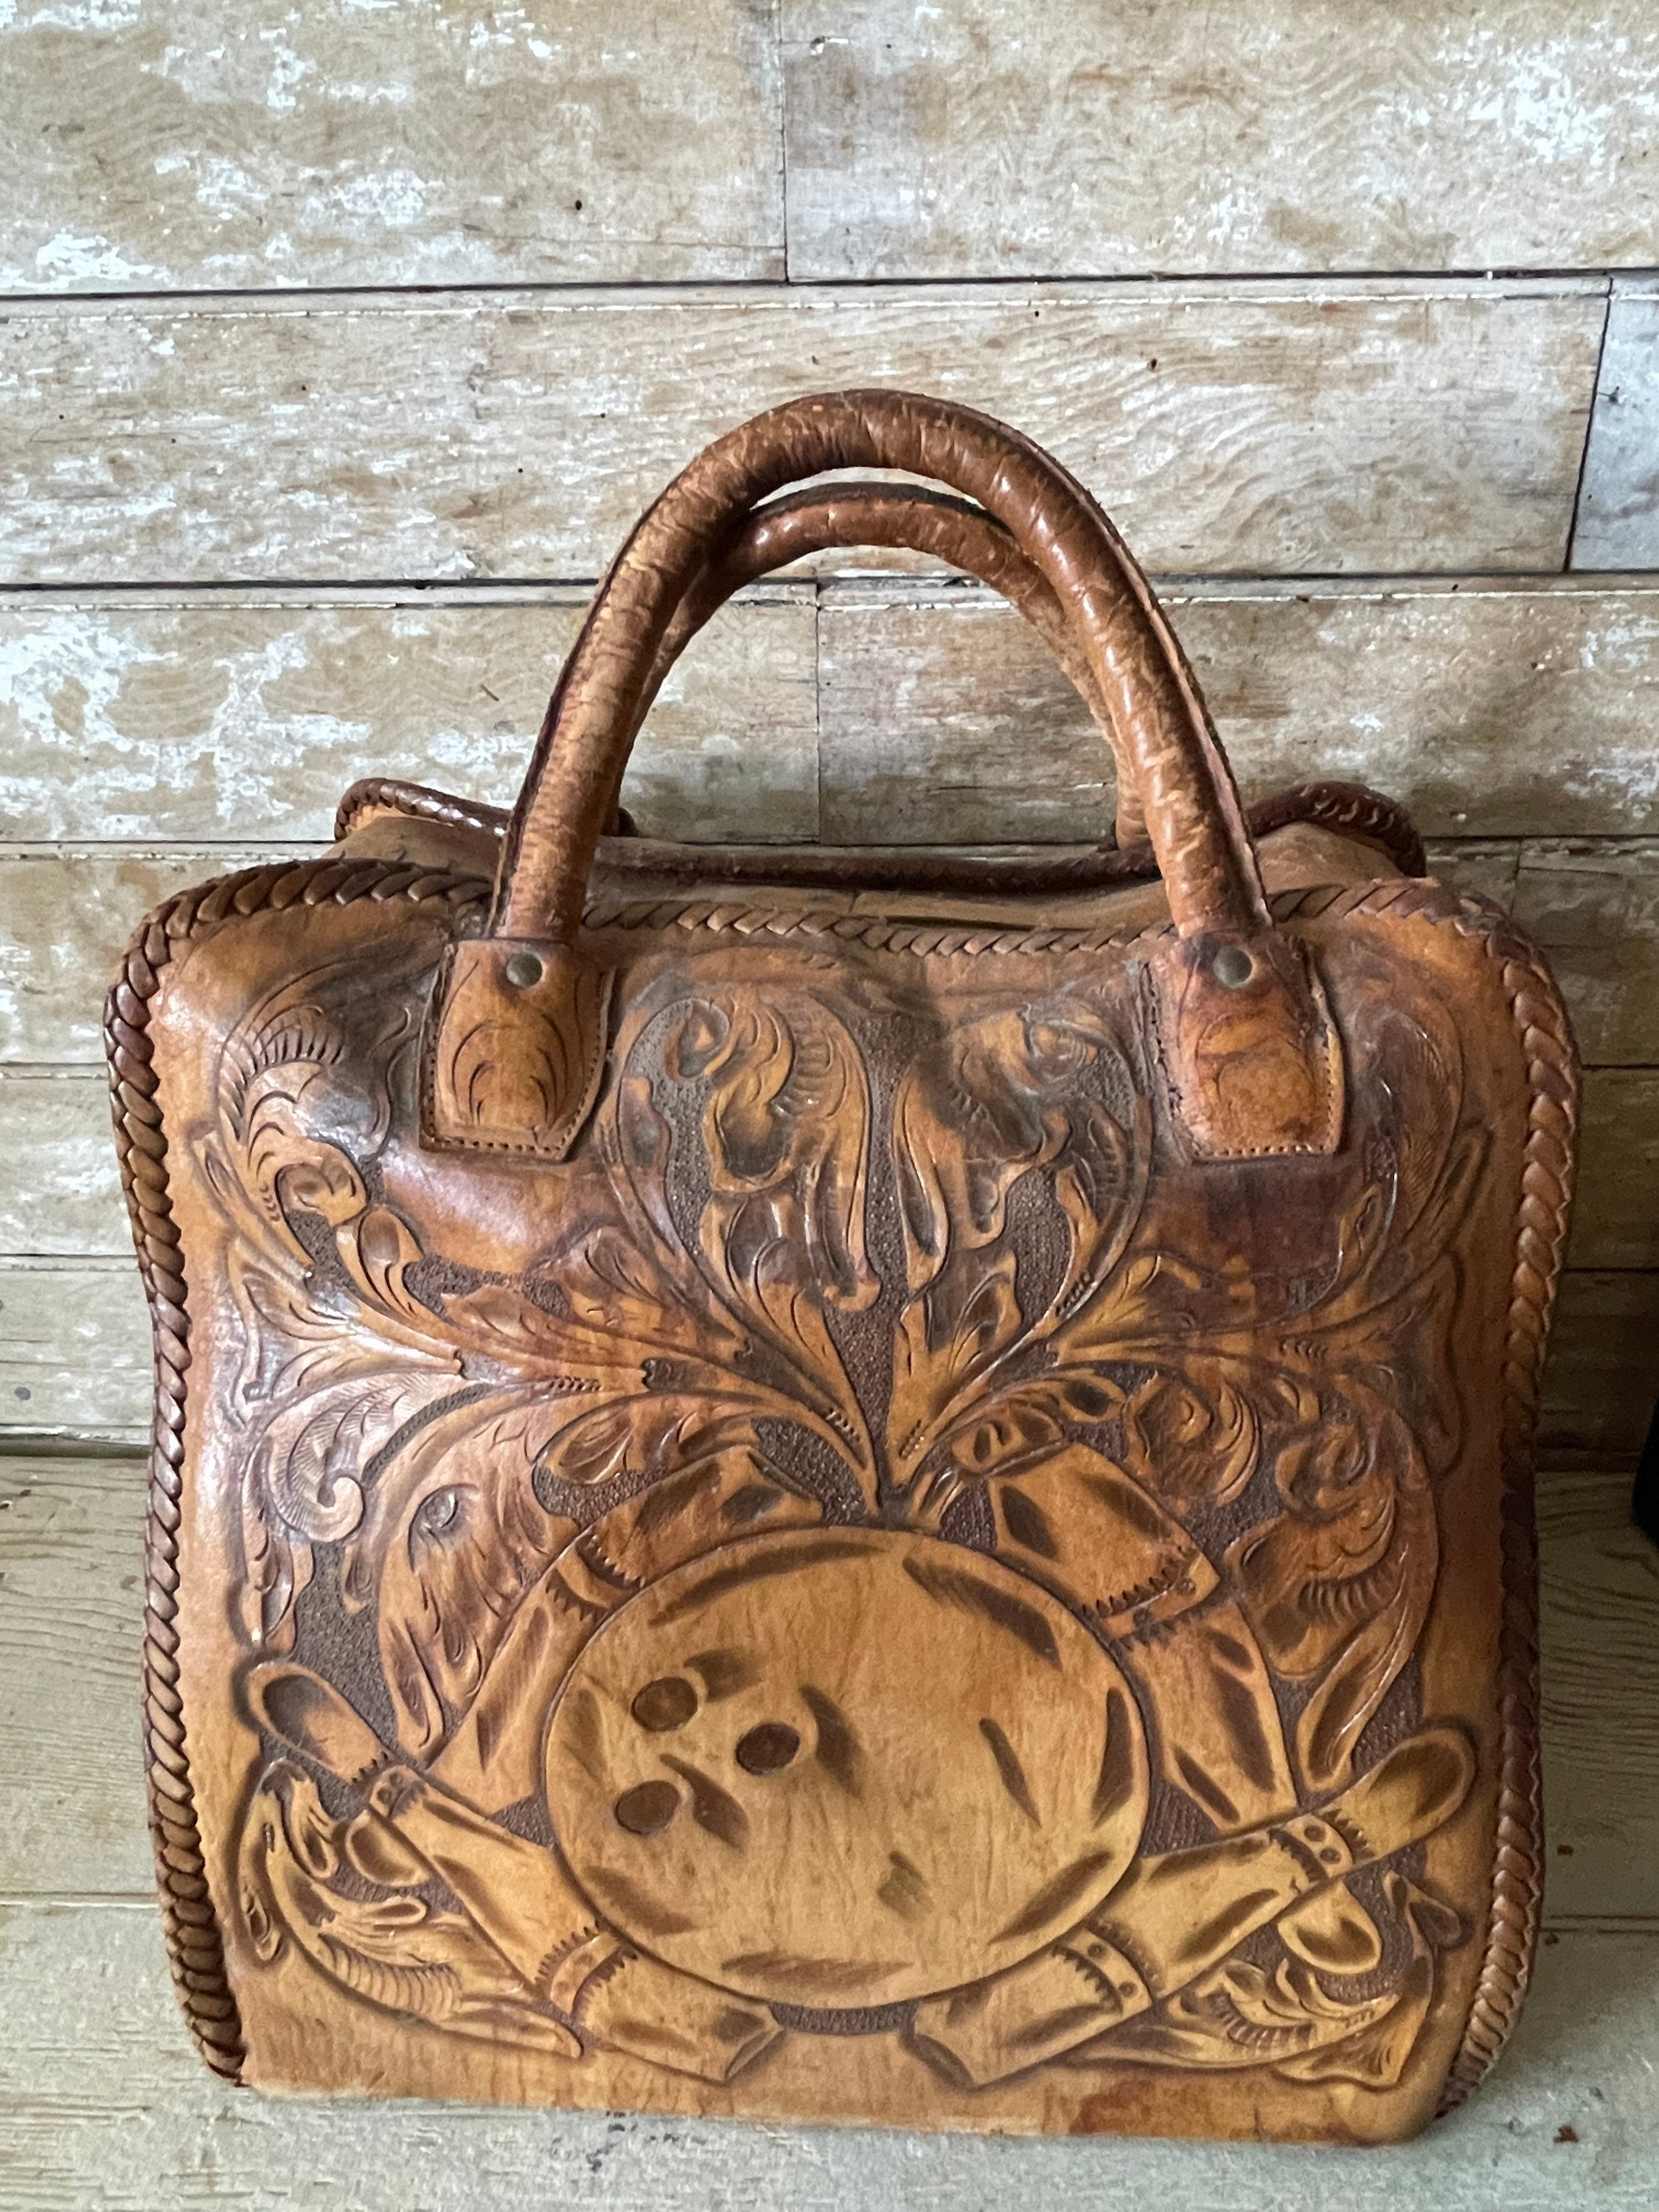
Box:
[614, 1780, 680, 1835]
[735, 1722, 800, 1775]
[631, 1675, 698, 1731]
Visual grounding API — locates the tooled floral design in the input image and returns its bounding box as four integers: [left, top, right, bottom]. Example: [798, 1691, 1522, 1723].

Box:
[209, 945, 1485, 2093]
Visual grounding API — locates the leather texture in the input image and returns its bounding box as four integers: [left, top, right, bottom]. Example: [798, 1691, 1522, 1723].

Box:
[108, 391, 1575, 2144]
[611, 480, 1150, 847]
[430, 392, 1339, 1165]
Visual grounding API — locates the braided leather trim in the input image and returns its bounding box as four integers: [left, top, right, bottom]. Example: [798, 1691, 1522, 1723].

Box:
[1245, 780, 1426, 878]
[333, 776, 1425, 892]
[1271, 878, 1572, 2110]
[108, 857, 1568, 2107]
[335, 776, 507, 841]
[105, 860, 488, 2081]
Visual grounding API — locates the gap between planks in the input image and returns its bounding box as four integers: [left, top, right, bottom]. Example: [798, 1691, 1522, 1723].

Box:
[0, 273, 1615, 316]
[6, 572, 1659, 611]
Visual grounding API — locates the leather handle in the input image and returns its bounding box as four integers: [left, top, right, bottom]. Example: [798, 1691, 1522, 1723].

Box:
[607, 481, 1146, 849]
[425, 392, 1342, 1165]
[498, 389, 1262, 946]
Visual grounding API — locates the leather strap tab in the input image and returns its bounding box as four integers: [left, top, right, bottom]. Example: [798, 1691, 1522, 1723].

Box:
[1150, 932, 1345, 1159]
[422, 938, 611, 1160]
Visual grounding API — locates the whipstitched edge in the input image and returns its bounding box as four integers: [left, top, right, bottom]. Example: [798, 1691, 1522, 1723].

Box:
[105, 858, 1572, 2107]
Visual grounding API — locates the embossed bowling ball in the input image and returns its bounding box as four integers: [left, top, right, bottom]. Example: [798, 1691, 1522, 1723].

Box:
[543, 1526, 1148, 2008]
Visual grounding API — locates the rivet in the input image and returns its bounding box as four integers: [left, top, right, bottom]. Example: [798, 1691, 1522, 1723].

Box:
[504, 950, 544, 988]
[1212, 944, 1255, 989]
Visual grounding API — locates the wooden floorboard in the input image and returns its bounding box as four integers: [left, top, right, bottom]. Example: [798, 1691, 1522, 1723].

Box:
[8, 578, 1659, 847]
[4, 1451, 1654, 1919]
[1, 1, 1653, 2196]
[4, 1065, 1648, 1269]
[813, 578, 1659, 844]
[0, 588, 818, 846]
[1571, 280, 1659, 573]
[0, 1901, 1652, 2209]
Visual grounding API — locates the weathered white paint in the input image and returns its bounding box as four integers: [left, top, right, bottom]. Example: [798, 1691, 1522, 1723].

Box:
[0, 0, 785, 290]
[1537, 1465, 1659, 1925]
[7, 1451, 1652, 1922]
[0, 847, 296, 1062]
[0, 3, 1652, 2197]
[815, 577, 1659, 841]
[0, 282, 1607, 583]
[7, 579, 1659, 849]
[0, 1072, 139, 1255]
[0, 1258, 147, 1436]
[0, 590, 818, 841]
[13, 1061, 1649, 1264]
[1572, 279, 1659, 571]
[4, 832, 1655, 1068]
[782, 0, 1659, 279]
[1511, 839, 1659, 1064]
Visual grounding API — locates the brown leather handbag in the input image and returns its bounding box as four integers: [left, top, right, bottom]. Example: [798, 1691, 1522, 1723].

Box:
[109, 390, 1574, 2143]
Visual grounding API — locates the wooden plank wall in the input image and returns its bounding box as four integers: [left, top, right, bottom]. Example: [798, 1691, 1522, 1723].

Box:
[2, 3, 1658, 2203]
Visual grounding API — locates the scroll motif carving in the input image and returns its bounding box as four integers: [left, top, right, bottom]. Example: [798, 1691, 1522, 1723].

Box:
[201, 936, 1489, 2098]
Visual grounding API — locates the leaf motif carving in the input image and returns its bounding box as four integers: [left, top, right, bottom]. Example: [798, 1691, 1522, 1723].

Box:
[1225, 1391, 1436, 1792]
[651, 989, 881, 1502]
[886, 998, 1148, 1501]
[339, 1393, 579, 1761]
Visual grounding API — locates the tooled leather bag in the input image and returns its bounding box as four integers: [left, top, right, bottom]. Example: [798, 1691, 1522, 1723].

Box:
[109, 390, 1576, 2144]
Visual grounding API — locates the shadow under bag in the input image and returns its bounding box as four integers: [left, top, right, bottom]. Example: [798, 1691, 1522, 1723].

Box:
[108, 389, 1576, 2143]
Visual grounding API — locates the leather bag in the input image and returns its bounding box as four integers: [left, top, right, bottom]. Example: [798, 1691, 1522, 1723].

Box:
[108, 390, 1576, 2143]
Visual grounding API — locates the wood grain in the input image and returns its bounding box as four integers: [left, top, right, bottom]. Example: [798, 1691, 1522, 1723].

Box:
[0, 0, 1649, 2181]
[0, 0, 783, 292]
[782, 1, 1659, 281]
[1539, 1467, 1659, 1926]
[0, 1075, 128, 1256]
[1569, 1073, 1659, 1270]
[0, 282, 1604, 585]
[0, 590, 817, 844]
[817, 578, 1659, 843]
[0, 1453, 146, 1895]
[1543, 1273, 1659, 1467]
[8, 1026, 1650, 1266]
[0, 1262, 149, 1439]
[11, 578, 1659, 849]
[1571, 279, 1659, 572]
[0, 827, 1648, 1078]
[0, 840, 1607, 1072]
[0, 849, 292, 1065]
[0, 1905, 1650, 2207]
[1511, 841, 1659, 1066]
